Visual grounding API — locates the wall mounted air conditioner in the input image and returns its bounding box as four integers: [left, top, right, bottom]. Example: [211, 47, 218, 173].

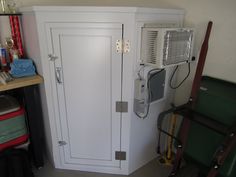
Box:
[141, 27, 194, 68]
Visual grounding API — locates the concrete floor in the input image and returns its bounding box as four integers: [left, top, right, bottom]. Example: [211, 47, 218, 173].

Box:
[34, 159, 171, 177]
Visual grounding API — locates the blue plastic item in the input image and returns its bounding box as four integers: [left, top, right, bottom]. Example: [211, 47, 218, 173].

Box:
[10, 59, 36, 78]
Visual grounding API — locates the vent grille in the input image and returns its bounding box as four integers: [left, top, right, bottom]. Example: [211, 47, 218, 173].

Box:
[163, 30, 194, 65]
[145, 31, 158, 64]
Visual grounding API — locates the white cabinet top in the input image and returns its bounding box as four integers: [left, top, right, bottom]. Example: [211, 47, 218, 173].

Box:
[20, 6, 184, 15]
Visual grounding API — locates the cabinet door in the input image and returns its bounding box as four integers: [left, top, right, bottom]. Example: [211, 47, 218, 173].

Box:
[47, 23, 123, 168]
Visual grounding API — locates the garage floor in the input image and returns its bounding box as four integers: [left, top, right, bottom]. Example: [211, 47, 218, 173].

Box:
[34, 158, 171, 177]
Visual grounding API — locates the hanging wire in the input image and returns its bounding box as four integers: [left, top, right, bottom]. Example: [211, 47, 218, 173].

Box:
[169, 63, 191, 89]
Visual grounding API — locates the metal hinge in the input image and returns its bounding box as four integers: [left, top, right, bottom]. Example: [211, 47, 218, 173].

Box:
[116, 39, 130, 53]
[58, 141, 67, 146]
[115, 151, 126, 160]
[116, 101, 128, 113]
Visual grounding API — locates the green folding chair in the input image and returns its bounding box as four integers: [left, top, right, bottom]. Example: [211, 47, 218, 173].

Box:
[157, 76, 236, 177]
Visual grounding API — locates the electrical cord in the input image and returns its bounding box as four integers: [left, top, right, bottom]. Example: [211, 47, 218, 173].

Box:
[136, 68, 164, 119]
[169, 62, 191, 89]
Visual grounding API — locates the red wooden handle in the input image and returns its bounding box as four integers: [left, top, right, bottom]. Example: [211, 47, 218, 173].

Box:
[190, 21, 213, 105]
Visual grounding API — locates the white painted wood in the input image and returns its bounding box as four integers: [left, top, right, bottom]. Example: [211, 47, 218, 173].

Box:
[20, 6, 184, 15]
[20, 6, 185, 175]
[127, 16, 184, 173]
[46, 23, 122, 168]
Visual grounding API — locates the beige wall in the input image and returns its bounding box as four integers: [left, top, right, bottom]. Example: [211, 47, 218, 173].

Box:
[155, 0, 236, 104]
[2, 0, 235, 104]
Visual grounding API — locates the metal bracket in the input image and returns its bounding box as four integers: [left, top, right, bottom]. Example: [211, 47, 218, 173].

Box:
[58, 141, 67, 146]
[116, 101, 128, 113]
[115, 151, 126, 160]
[48, 54, 58, 61]
[116, 39, 130, 53]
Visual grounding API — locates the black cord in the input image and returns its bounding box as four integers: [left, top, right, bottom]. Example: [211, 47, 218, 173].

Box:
[169, 63, 191, 89]
[136, 69, 164, 119]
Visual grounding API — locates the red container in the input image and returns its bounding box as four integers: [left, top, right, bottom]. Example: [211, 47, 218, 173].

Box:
[0, 107, 29, 151]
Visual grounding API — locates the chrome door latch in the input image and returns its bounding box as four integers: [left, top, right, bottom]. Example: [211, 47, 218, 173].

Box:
[55, 67, 63, 84]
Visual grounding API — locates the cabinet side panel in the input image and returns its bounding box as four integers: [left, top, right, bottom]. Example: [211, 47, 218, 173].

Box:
[128, 12, 184, 174]
[21, 13, 54, 165]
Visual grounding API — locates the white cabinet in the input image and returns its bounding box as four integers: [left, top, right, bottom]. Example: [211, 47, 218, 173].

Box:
[21, 6, 184, 175]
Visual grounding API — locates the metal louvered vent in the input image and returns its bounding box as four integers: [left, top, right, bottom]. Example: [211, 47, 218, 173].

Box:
[146, 31, 158, 64]
[163, 30, 194, 66]
[141, 27, 194, 68]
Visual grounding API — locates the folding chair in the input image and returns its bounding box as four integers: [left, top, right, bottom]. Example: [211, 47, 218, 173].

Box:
[157, 76, 236, 177]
